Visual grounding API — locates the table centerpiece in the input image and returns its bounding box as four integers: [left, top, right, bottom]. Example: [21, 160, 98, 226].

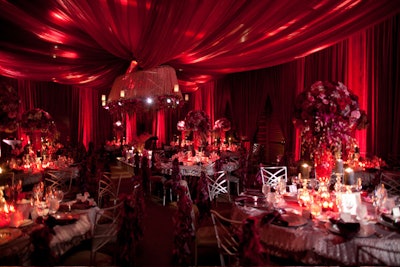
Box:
[293, 81, 368, 209]
[184, 110, 210, 150]
[21, 108, 57, 151]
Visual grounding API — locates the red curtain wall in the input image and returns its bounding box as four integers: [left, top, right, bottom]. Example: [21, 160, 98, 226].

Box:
[0, 2, 398, 160]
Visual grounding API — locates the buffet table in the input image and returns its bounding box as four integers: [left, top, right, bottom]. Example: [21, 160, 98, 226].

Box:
[232, 193, 400, 266]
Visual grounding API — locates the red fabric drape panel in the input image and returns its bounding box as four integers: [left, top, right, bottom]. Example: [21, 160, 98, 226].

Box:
[267, 62, 298, 160]
[294, 58, 306, 160]
[125, 113, 137, 144]
[192, 82, 214, 144]
[227, 71, 269, 142]
[156, 110, 166, 148]
[367, 16, 400, 158]
[347, 32, 368, 157]
[78, 87, 94, 150]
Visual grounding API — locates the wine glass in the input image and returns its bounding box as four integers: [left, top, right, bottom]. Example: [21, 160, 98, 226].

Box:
[310, 200, 322, 229]
[54, 189, 64, 203]
[356, 204, 368, 222]
[262, 184, 271, 196]
[48, 195, 60, 215]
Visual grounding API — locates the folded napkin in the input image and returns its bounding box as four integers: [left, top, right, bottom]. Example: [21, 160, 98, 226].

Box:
[329, 218, 360, 238]
[260, 210, 289, 227]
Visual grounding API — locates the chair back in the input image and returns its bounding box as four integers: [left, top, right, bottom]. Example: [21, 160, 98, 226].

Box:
[207, 170, 228, 202]
[91, 200, 124, 265]
[210, 209, 242, 266]
[44, 169, 73, 194]
[380, 171, 400, 197]
[98, 172, 121, 208]
[260, 166, 287, 188]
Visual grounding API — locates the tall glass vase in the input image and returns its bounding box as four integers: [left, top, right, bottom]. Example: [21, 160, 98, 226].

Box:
[314, 148, 334, 210]
[30, 130, 42, 153]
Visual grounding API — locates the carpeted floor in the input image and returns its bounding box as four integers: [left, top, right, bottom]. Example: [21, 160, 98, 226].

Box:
[60, 194, 222, 266]
[59, 176, 296, 266]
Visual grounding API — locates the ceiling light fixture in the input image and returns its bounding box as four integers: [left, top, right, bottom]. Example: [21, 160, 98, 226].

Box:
[104, 65, 183, 114]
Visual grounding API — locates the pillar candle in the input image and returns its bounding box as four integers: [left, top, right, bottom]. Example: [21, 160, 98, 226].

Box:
[301, 163, 310, 180]
[335, 159, 344, 174]
[344, 167, 355, 185]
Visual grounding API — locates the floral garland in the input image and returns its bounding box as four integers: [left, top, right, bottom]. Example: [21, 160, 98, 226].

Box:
[0, 82, 20, 133]
[293, 81, 367, 159]
[21, 108, 55, 133]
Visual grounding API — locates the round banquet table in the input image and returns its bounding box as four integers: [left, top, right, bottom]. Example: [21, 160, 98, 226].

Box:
[232, 194, 400, 266]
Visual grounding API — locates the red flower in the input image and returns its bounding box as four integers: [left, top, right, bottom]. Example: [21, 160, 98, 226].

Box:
[293, 81, 368, 159]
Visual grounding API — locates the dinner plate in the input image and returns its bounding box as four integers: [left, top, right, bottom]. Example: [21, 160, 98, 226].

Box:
[10, 219, 34, 228]
[328, 223, 375, 237]
[0, 228, 22, 246]
[280, 212, 308, 227]
[378, 216, 398, 230]
[53, 213, 80, 225]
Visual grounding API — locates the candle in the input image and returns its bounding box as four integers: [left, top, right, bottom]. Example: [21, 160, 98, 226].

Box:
[301, 163, 310, 180]
[335, 159, 343, 174]
[120, 90, 125, 98]
[344, 167, 355, 185]
[101, 94, 106, 101]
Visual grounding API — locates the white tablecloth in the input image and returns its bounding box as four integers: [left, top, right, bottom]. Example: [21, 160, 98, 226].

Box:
[232, 202, 400, 265]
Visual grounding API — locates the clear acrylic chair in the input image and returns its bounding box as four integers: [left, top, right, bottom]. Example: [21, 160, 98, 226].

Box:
[210, 209, 242, 266]
[380, 171, 400, 197]
[259, 165, 287, 189]
[207, 170, 229, 202]
[44, 169, 73, 195]
[91, 200, 124, 265]
[97, 172, 122, 208]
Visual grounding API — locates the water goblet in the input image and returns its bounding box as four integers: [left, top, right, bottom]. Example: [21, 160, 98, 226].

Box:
[48, 195, 60, 215]
[356, 204, 368, 222]
[262, 184, 270, 196]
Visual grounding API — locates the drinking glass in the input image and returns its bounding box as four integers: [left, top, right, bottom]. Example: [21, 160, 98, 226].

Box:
[48, 195, 60, 215]
[262, 184, 271, 196]
[356, 204, 368, 222]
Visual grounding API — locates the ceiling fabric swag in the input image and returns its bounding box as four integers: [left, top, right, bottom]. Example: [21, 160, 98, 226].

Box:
[0, 1, 398, 89]
[105, 65, 183, 114]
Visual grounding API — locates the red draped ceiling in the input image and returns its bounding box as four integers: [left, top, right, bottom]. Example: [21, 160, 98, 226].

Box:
[0, 0, 398, 90]
[0, 0, 399, 160]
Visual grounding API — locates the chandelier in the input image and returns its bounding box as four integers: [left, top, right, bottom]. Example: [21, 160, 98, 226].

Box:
[103, 65, 183, 114]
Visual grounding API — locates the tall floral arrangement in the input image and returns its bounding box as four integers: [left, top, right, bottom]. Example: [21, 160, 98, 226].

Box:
[184, 110, 210, 133]
[21, 108, 55, 133]
[184, 110, 210, 147]
[0, 82, 20, 133]
[293, 81, 367, 161]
